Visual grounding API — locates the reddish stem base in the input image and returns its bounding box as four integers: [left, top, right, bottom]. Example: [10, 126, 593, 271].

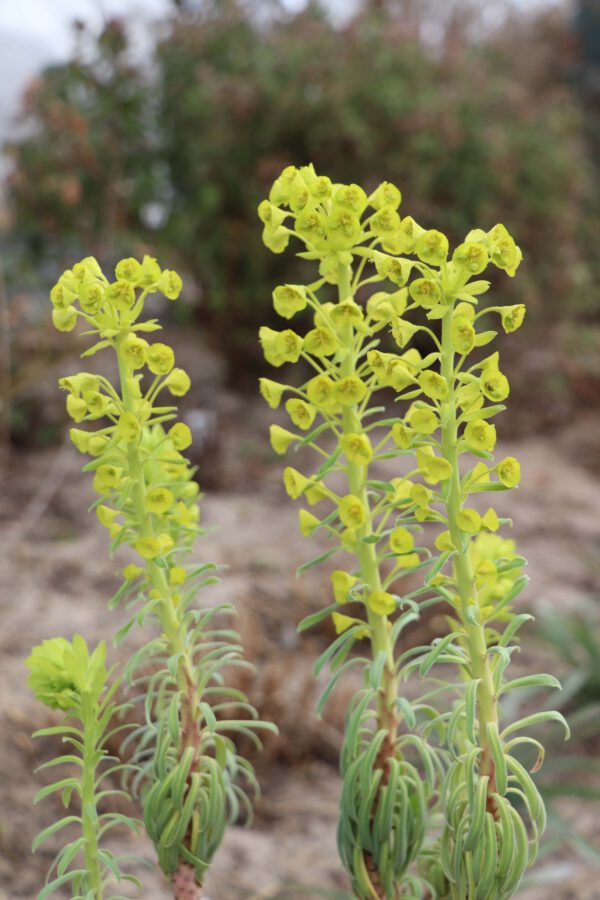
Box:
[172, 862, 202, 900]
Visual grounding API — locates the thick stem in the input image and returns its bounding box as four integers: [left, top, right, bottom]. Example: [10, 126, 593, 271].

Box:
[337, 264, 398, 772]
[439, 307, 499, 813]
[81, 692, 103, 900]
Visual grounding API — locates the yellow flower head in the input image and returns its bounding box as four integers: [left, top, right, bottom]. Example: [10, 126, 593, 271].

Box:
[435, 530, 454, 552]
[463, 419, 496, 453]
[409, 278, 442, 309]
[117, 411, 141, 443]
[488, 224, 522, 276]
[306, 374, 336, 408]
[96, 504, 119, 528]
[335, 376, 367, 407]
[159, 270, 183, 300]
[299, 508, 320, 537]
[481, 370, 510, 402]
[391, 316, 419, 348]
[456, 508, 482, 533]
[326, 209, 363, 251]
[169, 566, 187, 586]
[331, 570, 359, 604]
[333, 183, 368, 214]
[391, 422, 414, 449]
[83, 391, 111, 419]
[389, 527, 414, 555]
[79, 281, 105, 314]
[69, 428, 90, 453]
[406, 405, 438, 435]
[106, 280, 135, 312]
[145, 486, 174, 515]
[88, 434, 109, 456]
[417, 447, 452, 484]
[369, 181, 401, 211]
[415, 229, 449, 266]
[367, 590, 396, 616]
[286, 398, 316, 430]
[52, 306, 77, 332]
[139, 255, 162, 289]
[452, 241, 489, 276]
[340, 432, 372, 465]
[375, 254, 412, 287]
[270, 424, 297, 455]
[147, 342, 175, 375]
[166, 368, 191, 397]
[66, 394, 87, 422]
[122, 334, 148, 369]
[338, 494, 366, 529]
[283, 467, 309, 499]
[135, 536, 162, 560]
[371, 205, 402, 238]
[332, 612, 369, 638]
[304, 327, 338, 358]
[273, 284, 307, 319]
[496, 456, 521, 487]
[500, 304, 526, 333]
[275, 329, 303, 364]
[330, 299, 364, 327]
[451, 316, 476, 354]
[169, 422, 192, 450]
[259, 378, 286, 409]
[481, 507, 500, 532]
[419, 371, 448, 401]
[410, 483, 433, 508]
[93, 464, 123, 494]
[115, 257, 142, 284]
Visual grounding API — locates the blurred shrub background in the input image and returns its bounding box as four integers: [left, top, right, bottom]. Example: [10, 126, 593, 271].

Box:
[2, 0, 599, 406]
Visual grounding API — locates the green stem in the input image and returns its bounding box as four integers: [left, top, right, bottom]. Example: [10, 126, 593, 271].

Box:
[115, 338, 203, 878]
[439, 307, 499, 811]
[81, 692, 103, 900]
[337, 264, 397, 766]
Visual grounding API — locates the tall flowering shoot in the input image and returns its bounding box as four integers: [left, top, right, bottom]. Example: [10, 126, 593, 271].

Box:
[258, 165, 568, 899]
[50, 256, 274, 898]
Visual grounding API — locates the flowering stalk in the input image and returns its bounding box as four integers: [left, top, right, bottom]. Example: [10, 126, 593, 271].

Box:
[27, 635, 140, 899]
[258, 167, 441, 898]
[257, 165, 569, 899]
[48, 256, 274, 897]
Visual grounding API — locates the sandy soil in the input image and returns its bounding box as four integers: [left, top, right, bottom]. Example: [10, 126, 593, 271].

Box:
[1, 385, 600, 899]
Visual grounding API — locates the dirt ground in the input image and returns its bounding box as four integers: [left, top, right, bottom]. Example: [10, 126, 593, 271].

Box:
[1, 372, 600, 898]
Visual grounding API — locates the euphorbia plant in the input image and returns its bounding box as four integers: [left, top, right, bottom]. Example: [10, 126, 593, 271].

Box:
[33, 256, 274, 899]
[27, 635, 140, 899]
[257, 164, 569, 899]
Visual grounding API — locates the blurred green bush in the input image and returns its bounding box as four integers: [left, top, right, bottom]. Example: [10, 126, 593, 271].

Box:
[3, 0, 599, 381]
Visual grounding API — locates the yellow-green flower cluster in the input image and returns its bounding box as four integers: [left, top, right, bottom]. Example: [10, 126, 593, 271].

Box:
[257, 165, 524, 638]
[53, 257, 199, 594]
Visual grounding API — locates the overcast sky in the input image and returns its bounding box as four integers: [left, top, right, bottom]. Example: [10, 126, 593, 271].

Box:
[0, 0, 562, 145]
[0, 0, 560, 56]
